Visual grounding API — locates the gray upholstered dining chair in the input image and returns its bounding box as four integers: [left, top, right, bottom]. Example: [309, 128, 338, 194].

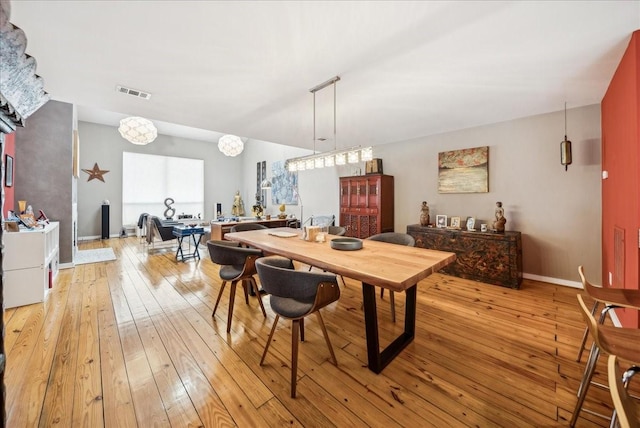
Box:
[256, 256, 340, 398]
[327, 225, 346, 236]
[207, 240, 266, 333]
[308, 225, 347, 286]
[230, 222, 269, 294]
[366, 232, 415, 322]
[230, 223, 268, 233]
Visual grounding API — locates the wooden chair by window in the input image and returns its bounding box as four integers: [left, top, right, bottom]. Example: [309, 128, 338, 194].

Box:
[256, 256, 340, 398]
[366, 232, 415, 322]
[207, 240, 266, 333]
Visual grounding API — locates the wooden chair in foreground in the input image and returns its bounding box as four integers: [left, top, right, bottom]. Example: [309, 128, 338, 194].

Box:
[366, 232, 415, 322]
[570, 293, 640, 427]
[207, 240, 266, 333]
[576, 265, 640, 362]
[608, 355, 640, 428]
[256, 256, 340, 398]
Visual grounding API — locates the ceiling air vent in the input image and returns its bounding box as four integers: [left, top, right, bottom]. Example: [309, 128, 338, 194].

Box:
[116, 85, 151, 100]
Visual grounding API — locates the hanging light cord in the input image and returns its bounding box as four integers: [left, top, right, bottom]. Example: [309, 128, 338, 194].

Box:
[564, 102, 568, 140]
[333, 80, 337, 151]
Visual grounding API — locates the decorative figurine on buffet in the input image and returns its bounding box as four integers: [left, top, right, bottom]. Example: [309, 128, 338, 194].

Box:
[231, 191, 245, 217]
[492, 201, 506, 232]
[278, 203, 287, 219]
[420, 201, 430, 226]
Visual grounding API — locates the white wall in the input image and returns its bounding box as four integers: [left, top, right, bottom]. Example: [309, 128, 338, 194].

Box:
[77, 121, 243, 238]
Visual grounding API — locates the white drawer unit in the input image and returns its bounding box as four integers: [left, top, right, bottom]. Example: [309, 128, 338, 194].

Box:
[3, 221, 59, 308]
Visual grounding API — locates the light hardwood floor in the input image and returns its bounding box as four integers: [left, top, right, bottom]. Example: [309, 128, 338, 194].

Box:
[3, 237, 630, 427]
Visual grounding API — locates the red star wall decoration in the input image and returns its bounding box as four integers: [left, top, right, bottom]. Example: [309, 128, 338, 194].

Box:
[82, 163, 110, 182]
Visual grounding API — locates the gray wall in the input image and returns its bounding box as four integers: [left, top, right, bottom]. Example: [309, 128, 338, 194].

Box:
[76, 104, 601, 285]
[15, 100, 74, 263]
[243, 104, 602, 285]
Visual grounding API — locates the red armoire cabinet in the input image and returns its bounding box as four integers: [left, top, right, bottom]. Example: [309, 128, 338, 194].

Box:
[339, 174, 394, 238]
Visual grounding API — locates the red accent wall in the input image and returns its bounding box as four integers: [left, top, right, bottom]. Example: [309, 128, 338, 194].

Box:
[601, 30, 640, 328]
[3, 132, 15, 218]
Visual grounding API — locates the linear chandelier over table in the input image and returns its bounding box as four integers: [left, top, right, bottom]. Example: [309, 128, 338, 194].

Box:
[287, 146, 373, 172]
[286, 76, 373, 172]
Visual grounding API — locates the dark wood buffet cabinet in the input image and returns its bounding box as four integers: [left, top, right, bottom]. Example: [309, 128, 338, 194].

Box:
[339, 174, 394, 239]
[407, 225, 523, 289]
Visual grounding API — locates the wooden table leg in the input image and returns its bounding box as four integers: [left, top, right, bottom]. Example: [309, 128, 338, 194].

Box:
[362, 282, 417, 373]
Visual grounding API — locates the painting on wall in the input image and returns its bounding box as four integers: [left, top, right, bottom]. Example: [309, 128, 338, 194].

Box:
[5, 154, 13, 187]
[438, 146, 489, 193]
[271, 160, 298, 205]
[256, 160, 267, 208]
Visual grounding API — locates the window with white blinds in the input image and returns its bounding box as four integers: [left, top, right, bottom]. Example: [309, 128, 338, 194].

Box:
[122, 152, 204, 225]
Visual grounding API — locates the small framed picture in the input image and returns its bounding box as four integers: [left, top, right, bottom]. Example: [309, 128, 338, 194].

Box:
[466, 217, 476, 231]
[450, 216, 461, 229]
[5, 154, 13, 187]
[436, 214, 447, 228]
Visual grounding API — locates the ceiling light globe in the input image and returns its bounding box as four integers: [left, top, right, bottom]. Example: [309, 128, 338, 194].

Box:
[218, 134, 244, 157]
[118, 116, 157, 145]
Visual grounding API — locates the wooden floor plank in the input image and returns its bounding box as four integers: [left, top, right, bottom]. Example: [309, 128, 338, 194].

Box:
[3, 236, 617, 427]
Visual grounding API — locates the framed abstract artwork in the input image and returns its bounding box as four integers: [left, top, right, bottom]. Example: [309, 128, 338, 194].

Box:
[5, 154, 13, 187]
[438, 146, 489, 193]
[270, 160, 298, 205]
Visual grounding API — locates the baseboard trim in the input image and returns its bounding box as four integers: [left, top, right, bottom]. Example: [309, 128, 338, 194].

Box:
[523, 273, 582, 289]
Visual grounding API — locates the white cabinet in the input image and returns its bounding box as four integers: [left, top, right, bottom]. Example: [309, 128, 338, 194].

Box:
[3, 221, 59, 308]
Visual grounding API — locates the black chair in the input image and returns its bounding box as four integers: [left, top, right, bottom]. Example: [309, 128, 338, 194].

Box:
[366, 232, 415, 322]
[207, 240, 267, 333]
[147, 215, 179, 246]
[230, 223, 268, 233]
[137, 212, 149, 243]
[256, 256, 340, 398]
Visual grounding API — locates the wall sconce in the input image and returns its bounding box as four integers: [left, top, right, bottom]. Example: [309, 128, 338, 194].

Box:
[560, 102, 572, 171]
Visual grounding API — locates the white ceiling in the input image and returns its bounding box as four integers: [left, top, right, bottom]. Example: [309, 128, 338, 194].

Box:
[9, 1, 640, 149]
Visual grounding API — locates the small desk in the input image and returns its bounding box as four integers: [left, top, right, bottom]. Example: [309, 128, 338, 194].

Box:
[225, 228, 455, 373]
[173, 226, 205, 262]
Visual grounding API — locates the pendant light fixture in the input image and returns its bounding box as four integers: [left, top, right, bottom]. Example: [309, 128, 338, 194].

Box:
[218, 134, 244, 157]
[118, 116, 157, 145]
[560, 102, 572, 171]
[286, 76, 373, 171]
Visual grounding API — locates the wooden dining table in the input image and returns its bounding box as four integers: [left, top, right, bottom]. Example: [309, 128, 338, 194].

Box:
[224, 228, 456, 373]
